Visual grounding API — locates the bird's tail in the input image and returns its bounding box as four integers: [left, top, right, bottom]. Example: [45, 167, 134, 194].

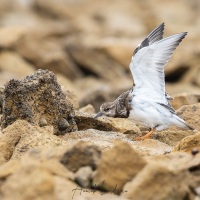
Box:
[173, 115, 195, 130]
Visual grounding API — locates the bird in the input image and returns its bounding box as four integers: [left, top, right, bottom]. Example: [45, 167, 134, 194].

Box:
[95, 23, 194, 140]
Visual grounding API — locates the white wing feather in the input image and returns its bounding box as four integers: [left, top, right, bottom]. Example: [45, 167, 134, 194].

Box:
[130, 32, 187, 104]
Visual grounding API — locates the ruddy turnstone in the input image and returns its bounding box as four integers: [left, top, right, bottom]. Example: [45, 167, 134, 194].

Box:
[95, 23, 194, 140]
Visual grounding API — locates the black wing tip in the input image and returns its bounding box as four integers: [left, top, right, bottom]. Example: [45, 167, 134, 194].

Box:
[177, 32, 188, 43]
[160, 22, 165, 29]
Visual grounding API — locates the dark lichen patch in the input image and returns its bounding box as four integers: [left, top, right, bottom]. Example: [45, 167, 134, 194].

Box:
[1, 69, 77, 135]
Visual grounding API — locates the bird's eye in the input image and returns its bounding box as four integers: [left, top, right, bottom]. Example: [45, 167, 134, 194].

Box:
[105, 108, 110, 112]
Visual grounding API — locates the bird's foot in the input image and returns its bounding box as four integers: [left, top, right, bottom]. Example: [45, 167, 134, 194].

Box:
[134, 128, 156, 141]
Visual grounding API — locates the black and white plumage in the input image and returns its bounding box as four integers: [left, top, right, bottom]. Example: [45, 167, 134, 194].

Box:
[95, 23, 194, 140]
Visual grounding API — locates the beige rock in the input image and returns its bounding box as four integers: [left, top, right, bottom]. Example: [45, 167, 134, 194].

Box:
[15, 36, 83, 79]
[0, 51, 35, 83]
[0, 120, 65, 160]
[12, 125, 65, 160]
[182, 66, 200, 87]
[173, 132, 200, 153]
[1, 166, 55, 200]
[132, 139, 172, 156]
[79, 104, 96, 114]
[75, 111, 140, 134]
[74, 191, 128, 200]
[171, 93, 200, 110]
[67, 45, 127, 81]
[123, 162, 191, 200]
[78, 78, 132, 111]
[0, 26, 28, 48]
[153, 128, 194, 146]
[176, 103, 200, 130]
[57, 73, 78, 93]
[0, 121, 22, 164]
[92, 142, 147, 194]
[75, 166, 93, 188]
[60, 141, 101, 172]
[0, 150, 75, 200]
[166, 83, 200, 97]
[54, 176, 79, 200]
[62, 129, 172, 156]
[64, 89, 79, 110]
[98, 43, 134, 70]
[0, 160, 21, 178]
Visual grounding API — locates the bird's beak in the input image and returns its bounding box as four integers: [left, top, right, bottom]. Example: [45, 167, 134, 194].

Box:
[94, 112, 104, 119]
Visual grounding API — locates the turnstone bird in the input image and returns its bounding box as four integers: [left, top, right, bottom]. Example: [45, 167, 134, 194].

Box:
[95, 23, 194, 140]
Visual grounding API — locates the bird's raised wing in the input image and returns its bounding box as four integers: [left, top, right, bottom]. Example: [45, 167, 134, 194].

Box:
[130, 32, 187, 104]
[133, 23, 164, 55]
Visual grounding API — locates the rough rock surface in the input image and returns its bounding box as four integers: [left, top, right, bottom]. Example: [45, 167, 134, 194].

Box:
[15, 36, 83, 80]
[173, 132, 200, 153]
[176, 103, 200, 130]
[0, 120, 66, 161]
[79, 104, 96, 114]
[171, 93, 200, 110]
[1, 69, 77, 135]
[123, 162, 193, 200]
[62, 129, 172, 156]
[92, 142, 147, 194]
[75, 111, 140, 134]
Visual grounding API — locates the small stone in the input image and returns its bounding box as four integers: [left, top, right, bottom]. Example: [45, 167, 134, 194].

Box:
[60, 141, 101, 172]
[39, 118, 48, 127]
[75, 166, 93, 188]
[58, 118, 69, 131]
[191, 148, 199, 156]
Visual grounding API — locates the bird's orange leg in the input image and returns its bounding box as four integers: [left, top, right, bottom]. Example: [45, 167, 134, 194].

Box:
[134, 127, 156, 141]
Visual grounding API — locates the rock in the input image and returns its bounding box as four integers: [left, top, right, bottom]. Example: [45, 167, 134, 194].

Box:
[67, 45, 127, 81]
[173, 132, 200, 153]
[79, 104, 96, 114]
[176, 103, 200, 130]
[75, 166, 93, 188]
[62, 129, 172, 156]
[0, 157, 74, 200]
[15, 36, 83, 79]
[63, 89, 79, 110]
[92, 142, 147, 194]
[0, 86, 4, 114]
[153, 128, 194, 146]
[0, 160, 21, 178]
[131, 139, 172, 156]
[1, 69, 77, 135]
[123, 162, 191, 200]
[1, 165, 55, 200]
[60, 141, 101, 172]
[0, 51, 35, 84]
[78, 78, 132, 111]
[73, 190, 128, 200]
[56, 73, 78, 93]
[0, 26, 28, 48]
[54, 176, 79, 200]
[171, 93, 200, 110]
[0, 120, 22, 164]
[0, 120, 66, 160]
[166, 83, 200, 97]
[98, 42, 135, 70]
[75, 111, 140, 134]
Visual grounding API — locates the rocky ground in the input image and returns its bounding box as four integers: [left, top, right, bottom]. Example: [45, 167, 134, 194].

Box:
[0, 0, 200, 200]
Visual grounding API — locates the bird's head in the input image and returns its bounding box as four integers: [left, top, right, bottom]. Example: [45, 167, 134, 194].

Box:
[95, 102, 116, 118]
